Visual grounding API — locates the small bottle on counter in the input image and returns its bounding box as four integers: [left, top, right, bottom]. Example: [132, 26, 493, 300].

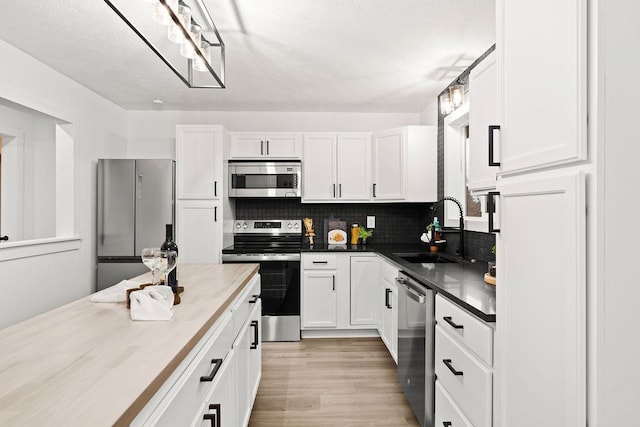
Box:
[351, 224, 359, 245]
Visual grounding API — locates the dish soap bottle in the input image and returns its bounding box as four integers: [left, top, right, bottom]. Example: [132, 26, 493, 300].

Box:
[433, 217, 441, 241]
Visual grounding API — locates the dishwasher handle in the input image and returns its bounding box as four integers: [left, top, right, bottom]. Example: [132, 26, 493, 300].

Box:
[396, 278, 426, 304]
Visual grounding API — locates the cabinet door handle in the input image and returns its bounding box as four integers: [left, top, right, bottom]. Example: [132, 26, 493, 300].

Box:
[443, 359, 464, 376]
[261, 140, 264, 155]
[214, 206, 218, 222]
[200, 358, 223, 382]
[249, 294, 260, 304]
[266, 140, 270, 155]
[488, 125, 501, 166]
[250, 320, 259, 349]
[487, 191, 500, 233]
[443, 316, 464, 329]
[385, 288, 391, 308]
[373, 183, 377, 198]
[203, 403, 221, 427]
[443, 422, 452, 427]
[0, 235, 8, 241]
[333, 183, 336, 198]
[339, 183, 342, 198]
[214, 181, 217, 197]
[332, 275, 335, 291]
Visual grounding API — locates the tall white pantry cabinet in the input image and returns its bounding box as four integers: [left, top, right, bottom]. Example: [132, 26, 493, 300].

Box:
[494, 0, 640, 426]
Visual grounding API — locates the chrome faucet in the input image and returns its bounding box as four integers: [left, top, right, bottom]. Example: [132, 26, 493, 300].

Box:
[431, 196, 465, 259]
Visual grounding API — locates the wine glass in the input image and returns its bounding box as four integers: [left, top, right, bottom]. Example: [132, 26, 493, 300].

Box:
[141, 247, 161, 285]
[156, 250, 177, 286]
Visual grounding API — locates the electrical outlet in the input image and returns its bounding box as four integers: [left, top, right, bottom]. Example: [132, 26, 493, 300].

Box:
[367, 216, 375, 228]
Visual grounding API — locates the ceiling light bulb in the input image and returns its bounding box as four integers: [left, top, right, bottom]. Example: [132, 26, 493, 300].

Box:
[180, 24, 202, 59]
[152, 0, 178, 26]
[440, 92, 453, 115]
[193, 41, 211, 72]
[168, 4, 192, 44]
[449, 85, 465, 108]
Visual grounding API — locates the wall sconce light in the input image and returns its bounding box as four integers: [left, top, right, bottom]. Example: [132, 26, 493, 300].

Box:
[104, 0, 225, 88]
[439, 83, 466, 115]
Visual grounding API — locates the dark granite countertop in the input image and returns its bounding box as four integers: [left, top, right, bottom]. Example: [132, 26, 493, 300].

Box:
[301, 242, 496, 322]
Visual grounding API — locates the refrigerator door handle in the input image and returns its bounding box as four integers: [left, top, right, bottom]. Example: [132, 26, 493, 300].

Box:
[136, 174, 143, 199]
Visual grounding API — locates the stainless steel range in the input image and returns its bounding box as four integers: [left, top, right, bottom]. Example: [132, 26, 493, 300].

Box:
[222, 219, 302, 342]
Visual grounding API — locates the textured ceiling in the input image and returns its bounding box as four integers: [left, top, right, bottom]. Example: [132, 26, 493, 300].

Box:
[0, 0, 495, 112]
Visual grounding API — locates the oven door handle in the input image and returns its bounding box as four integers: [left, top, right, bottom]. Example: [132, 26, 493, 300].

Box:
[399, 283, 426, 304]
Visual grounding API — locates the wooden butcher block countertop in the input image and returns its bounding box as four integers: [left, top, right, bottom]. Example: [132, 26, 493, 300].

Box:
[0, 263, 259, 426]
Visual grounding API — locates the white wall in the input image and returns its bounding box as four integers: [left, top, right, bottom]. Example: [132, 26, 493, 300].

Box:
[418, 98, 439, 126]
[126, 110, 419, 158]
[0, 39, 128, 329]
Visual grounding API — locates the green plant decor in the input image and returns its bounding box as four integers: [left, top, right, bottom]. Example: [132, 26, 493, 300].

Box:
[358, 226, 373, 240]
[491, 245, 496, 255]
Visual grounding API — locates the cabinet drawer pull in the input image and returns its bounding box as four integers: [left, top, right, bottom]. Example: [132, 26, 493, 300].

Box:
[488, 125, 501, 166]
[200, 358, 223, 382]
[385, 288, 392, 308]
[443, 316, 463, 329]
[250, 320, 259, 349]
[443, 359, 464, 376]
[0, 235, 8, 241]
[312, 261, 328, 264]
[249, 294, 260, 304]
[373, 183, 377, 198]
[487, 191, 500, 233]
[203, 403, 221, 427]
[443, 422, 452, 427]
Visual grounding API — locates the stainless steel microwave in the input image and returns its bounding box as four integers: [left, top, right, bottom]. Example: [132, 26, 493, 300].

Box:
[228, 161, 301, 198]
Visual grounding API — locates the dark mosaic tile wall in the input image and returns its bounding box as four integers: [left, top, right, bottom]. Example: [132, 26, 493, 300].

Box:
[436, 44, 497, 262]
[235, 199, 433, 245]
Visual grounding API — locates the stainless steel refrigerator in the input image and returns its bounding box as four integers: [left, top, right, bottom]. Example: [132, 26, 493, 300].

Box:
[96, 159, 175, 291]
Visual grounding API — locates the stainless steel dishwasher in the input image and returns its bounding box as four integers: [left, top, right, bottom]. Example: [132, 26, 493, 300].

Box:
[396, 271, 435, 427]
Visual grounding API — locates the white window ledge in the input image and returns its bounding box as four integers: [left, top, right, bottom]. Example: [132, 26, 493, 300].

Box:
[0, 237, 81, 262]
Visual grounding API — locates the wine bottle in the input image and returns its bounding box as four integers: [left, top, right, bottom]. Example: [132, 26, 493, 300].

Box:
[161, 224, 178, 293]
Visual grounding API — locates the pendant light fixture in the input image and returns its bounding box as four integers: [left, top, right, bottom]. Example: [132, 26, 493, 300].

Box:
[439, 81, 466, 115]
[103, 0, 225, 88]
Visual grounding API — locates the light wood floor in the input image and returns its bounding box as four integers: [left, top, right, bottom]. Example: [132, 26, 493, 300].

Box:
[248, 338, 420, 427]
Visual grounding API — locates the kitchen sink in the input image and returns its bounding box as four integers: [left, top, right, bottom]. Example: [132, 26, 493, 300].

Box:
[394, 253, 457, 264]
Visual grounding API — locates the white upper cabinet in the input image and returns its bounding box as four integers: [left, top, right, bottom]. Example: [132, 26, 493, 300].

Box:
[301, 133, 371, 202]
[301, 134, 337, 201]
[176, 125, 224, 200]
[468, 52, 500, 193]
[336, 134, 371, 201]
[372, 129, 405, 200]
[229, 132, 301, 159]
[497, 0, 587, 174]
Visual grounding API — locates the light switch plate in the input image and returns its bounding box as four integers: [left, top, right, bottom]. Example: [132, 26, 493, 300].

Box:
[367, 216, 375, 228]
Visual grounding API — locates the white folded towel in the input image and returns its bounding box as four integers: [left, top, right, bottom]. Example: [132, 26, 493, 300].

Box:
[90, 279, 142, 303]
[129, 286, 174, 321]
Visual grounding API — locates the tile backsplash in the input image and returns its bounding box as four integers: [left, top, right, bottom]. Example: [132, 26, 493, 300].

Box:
[235, 199, 432, 244]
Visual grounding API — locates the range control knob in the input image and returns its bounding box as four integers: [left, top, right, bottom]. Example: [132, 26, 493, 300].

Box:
[294, 223, 299, 229]
[242, 223, 248, 229]
[287, 223, 293, 229]
[235, 222, 241, 229]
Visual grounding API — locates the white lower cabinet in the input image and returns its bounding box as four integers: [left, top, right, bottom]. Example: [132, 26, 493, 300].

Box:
[301, 253, 381, 333]
[350, 256, 379, 326]
[435, 380, 473, 427]
[435, 295, 494, 427]
[132, 274, 261, 427]
[301, 269, 337, 328]
[378, 259, 399, 362]
[190, 349, 237, 427]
